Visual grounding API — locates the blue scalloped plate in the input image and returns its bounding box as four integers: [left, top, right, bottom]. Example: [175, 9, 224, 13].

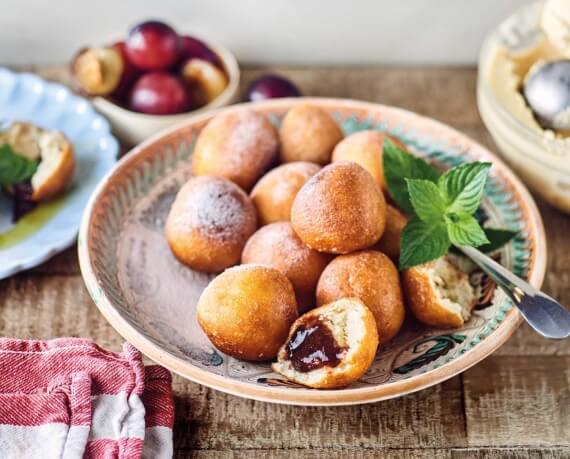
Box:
[0, 68, 119, 279]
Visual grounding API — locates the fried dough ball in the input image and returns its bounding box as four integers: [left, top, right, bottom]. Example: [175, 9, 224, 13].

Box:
[192, 110, 279, 190]
[1, 122, 75, 202]
[401, 256, 476, 328]
[316, 250, 405, 342]
[197, 264, 298, 361]
[242, 222, 331, 312]
[272, 298, 379, 389]
[279, 104, 343, 165]
[374, 205, 407, 263]
[291, 161, 386, 254]
[165, 176, 257, 273]
[331, 130, 408, 193]
[250, 161, 321, 226]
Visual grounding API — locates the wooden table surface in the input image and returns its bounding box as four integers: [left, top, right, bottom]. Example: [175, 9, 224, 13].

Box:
[2, 65, 570, 459]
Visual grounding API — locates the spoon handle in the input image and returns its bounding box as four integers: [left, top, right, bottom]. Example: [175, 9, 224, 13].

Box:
[459, 246, 527, 300]
[458, 245, 570, 339]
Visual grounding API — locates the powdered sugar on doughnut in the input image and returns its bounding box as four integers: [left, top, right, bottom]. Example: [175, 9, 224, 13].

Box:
[173, 176, 256, 241]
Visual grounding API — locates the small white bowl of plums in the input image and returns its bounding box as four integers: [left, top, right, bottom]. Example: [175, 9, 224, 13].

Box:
[71, 20, 243, 145]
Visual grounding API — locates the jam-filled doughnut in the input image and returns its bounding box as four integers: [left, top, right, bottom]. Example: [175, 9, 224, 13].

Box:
[374, 205, 407, 263]
[272, 298, 379, 389]
[279, 104, 343, 165]
[291, 161, 387, 254]
[165, 176, 257, 273]
[316, 250, 405, 342]
[331, 130, 408, 193]
[197, 264, 298, 361]
[250, 161, 321, 226]
[401, 256, 476, 328]
[241, 222, 332, 312]
[192, 109, 279, 190]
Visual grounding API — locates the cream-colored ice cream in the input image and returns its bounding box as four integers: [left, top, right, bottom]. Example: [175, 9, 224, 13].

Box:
[478, 2, 570, 214]
[541, 0, 570, 56]
[484, 1, 566, 137]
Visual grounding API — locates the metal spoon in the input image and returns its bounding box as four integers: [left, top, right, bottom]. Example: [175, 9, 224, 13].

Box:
[459, 245, 570, 339]
[523, 59, 570, 131]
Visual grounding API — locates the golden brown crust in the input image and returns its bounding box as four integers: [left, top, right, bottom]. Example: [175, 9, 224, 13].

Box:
[373, 205, 407, 263]
[31, 141, 75, 202]
[250, 161, 321, 226]
[290, 161, 387, 254]
[272, 298, 379, 389]
[279, 105, 343, 165]
[197, 264, 298, 361]
[332, 131, 408, 193]
[401, 266, 464, 328]
[1, 123, 75, 201]
[316, 250, 405, 342]
[165, 176, 257, 273]
[192, 110, 279, 191]
[241, 222, 332, 312]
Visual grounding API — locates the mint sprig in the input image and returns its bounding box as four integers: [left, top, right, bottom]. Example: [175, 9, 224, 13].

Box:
[478, 228, 517, 253]
[399, 217, 450, 270]
[0, 143, 38, 186]
[446, 213, 489, 247]
[439, 162, 491, 215]
[383, 140, 508, 270]
[384, 139, 439, 213]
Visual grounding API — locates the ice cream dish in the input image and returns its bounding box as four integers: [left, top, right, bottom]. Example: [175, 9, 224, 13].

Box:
[478, 1, 570, 212]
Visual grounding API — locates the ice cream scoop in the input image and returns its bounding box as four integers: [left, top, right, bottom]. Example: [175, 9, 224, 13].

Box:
[523, 59, 570, 131]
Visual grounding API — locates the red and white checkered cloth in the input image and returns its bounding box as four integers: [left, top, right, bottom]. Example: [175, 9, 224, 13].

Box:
[0, 338, 174, 458]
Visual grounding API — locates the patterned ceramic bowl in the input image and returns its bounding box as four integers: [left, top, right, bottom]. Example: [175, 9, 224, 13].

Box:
[79, 98, 546, 406]
[0, 68, 118, 279]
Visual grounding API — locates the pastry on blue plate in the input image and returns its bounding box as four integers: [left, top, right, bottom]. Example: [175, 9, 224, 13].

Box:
[1, 121, 75, 221]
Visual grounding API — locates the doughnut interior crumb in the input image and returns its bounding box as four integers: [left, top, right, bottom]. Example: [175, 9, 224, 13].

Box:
[422, 257, 475, 321]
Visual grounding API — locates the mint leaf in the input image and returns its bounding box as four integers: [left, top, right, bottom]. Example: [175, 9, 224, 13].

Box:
[383, 139, 439, 213]
[0, 144, 38, 186]
[438, 162, 491, 215]
[399, 217, 450, 270]
[406, 179, 446, 222]
[479, 228, 517, 253]
[447, 213, 490, 247]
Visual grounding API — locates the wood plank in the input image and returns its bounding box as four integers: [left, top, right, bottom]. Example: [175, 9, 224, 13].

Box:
[463, 355, 570, 447]
[25, 246, 80, 276]
[176, 449, 451, 459]
[452, 448, 570, 459]
[0, 275, 122, 351]
[172, 376, 466, 450]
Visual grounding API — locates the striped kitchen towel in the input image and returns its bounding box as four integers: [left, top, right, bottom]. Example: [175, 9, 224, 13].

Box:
[0, 338, 174, 458]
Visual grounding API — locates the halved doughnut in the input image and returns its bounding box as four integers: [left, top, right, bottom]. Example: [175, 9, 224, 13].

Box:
[401, 256, 476, 328]
[272, 298, 379, 389]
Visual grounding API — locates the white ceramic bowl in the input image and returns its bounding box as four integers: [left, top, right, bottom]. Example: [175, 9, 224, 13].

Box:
[477, 2, 570, 213]
[92, 38, 240, 146]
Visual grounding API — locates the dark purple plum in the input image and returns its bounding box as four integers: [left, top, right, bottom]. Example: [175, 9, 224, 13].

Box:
[129, 72, 190, 115]
[179, 36, 222, 69]
[243, 74, 301, 102]
[110, 41, 140, 103]
[126, 20, 181, 70]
